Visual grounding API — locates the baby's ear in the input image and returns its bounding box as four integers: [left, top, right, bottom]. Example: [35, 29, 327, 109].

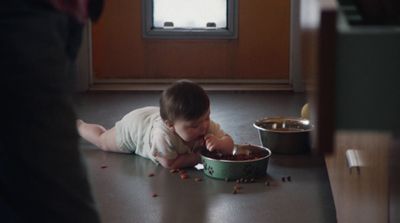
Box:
[164, 120, 174, 129]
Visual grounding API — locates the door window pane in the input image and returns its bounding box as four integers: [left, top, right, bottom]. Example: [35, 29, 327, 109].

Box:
[143, 0, 237, 39]
[153, 0, 227, 29]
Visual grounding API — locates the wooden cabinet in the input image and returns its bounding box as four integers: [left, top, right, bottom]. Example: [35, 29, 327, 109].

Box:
[325, 131, 390, 223]
[300, 0, 400, 222]
[320, 3, 400, 222]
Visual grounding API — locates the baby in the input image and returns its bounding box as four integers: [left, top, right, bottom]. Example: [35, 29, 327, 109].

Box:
[77, 80, 234, 169]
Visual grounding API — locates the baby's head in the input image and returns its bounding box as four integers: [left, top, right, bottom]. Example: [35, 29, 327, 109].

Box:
[160, 80, 209, 122]
[160, 80, 210, 142]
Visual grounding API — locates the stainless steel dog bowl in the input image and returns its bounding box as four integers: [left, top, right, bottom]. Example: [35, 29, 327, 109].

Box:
[253, 117, 313, 154]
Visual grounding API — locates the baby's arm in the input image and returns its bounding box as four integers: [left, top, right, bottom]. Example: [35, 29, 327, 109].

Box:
[204, 133, 234, 155]
[156, 153, 201, 169]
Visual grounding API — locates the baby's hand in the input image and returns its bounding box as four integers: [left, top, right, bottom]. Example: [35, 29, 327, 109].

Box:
[204, 133, 235, 155]
[204, 134, 220, 152]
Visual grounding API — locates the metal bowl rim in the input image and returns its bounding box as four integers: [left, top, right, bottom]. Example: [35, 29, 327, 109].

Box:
[200, 144, 271, 163]
[253, 116, 313, 133]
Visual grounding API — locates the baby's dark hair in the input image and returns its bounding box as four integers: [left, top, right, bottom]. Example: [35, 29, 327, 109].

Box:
[160, 80, 210, 122]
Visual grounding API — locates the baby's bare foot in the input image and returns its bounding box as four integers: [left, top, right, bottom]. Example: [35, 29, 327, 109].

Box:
[76, 119, 84, 128]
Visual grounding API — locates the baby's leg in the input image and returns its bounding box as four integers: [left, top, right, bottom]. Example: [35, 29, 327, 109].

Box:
[77, 120, 127, 153]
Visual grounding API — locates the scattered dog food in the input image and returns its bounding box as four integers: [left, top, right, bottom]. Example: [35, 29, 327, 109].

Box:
[231, 183, 243, 195]
[152, 193, 158, 198]
[233, 185, 243, 191]
[180, 173, 189, 179]
[235, 178, 255, 183]
[287, 176, 291, 182]
[100, 165, 107, 169]
[169, 169, 179, 173]
[281, 177, 286, 182]
[148, 173, 155, 177]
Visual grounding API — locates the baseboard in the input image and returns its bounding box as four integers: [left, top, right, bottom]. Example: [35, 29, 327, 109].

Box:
[88, 79, 294, 91]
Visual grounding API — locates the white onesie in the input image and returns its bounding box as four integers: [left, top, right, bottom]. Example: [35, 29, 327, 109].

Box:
[115, 106, 226, 164]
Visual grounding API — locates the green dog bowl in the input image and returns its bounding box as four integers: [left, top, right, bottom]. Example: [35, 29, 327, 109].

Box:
[200, 144, 271, 180]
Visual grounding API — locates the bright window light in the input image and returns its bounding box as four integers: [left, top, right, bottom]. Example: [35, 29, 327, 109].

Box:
[142, 0, 237, 39]
[153, 0, 227, 29]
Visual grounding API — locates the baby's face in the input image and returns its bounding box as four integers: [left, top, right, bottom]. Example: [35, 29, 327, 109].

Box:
[172, 110, 210, 143]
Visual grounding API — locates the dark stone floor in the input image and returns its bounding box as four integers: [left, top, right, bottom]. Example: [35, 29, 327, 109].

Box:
[74, 91, 337, 223]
